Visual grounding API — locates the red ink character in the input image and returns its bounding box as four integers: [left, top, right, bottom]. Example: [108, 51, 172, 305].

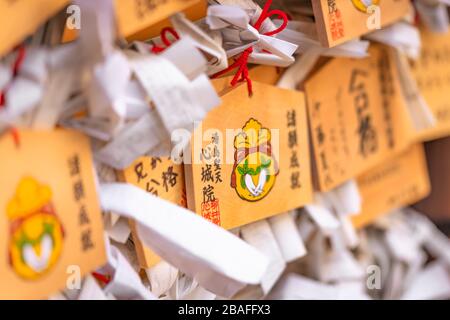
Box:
[201, 200, 221, 226]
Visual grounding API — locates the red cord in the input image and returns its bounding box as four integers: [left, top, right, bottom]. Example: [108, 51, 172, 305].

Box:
[161, 27, 180, 46]
[92, 272, 112, 285]
[0, 91, 4, 107]
[13, 46, 26, 76]
[10, 127, 20, 147]
[150, 27, 180, 54]
[211, 0, 288, 96]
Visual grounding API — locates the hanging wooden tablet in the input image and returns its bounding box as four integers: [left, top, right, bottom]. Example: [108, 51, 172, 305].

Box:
[62, 1, 207, 43]
[126, 0, 207, 41]
[184, 79, 313, 229]
[0, 130, 106, 299]
[248, 65, 283, 86]
[411, 26, 450, 141]
[311, 0, 411, 47]
[0, 0, 68, 56]
[115, 0, 202, 38]
[305, 44, 415, 192]
[352, 143, 430, 229]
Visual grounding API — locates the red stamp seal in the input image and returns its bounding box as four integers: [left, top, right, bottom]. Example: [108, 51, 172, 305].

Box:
[328, 1, 345, 41]
[201, 200, 221, 226]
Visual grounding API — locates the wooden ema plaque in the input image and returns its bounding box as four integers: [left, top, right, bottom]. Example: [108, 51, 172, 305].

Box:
[411, 26, 450, 141]
[0, 130, 106, 299]
[305, 45, 416, 192]
[311, 0, 411, 47]
[185, 79, 313, 230]
[352, 143, 430, 229]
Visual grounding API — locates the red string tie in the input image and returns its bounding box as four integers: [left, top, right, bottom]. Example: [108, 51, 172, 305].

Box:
[211, 0, 288, 96]
[92, 272, 112, 285]
[150, 27, 180, 54]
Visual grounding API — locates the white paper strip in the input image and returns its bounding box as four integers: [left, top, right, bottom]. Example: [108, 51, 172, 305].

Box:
[106, 217, 132, 244]
[269, 274, 339, 300]
[304, 202, 340, 235]
[131, 51, 220, 154]
[401, 261, 450, 300]
[325, 180, 362, 217]
[0, 63, 11, 90]
[78, 275, 110, 300]
[171, 13, 228, 75]
[145, 261, 179, 298]
[393, 49, 436, 131]
[160, 38, 207, 81]
[99, 183, 268, 297]
[95, 111, 170, 169]
[366, 22, 421, 59]
[103, 245, 155, 300]
[416, 0, 450, 33]
[206, 4, 297, 67]
[268, 212, 307, 262]
[241, 220, 286, 294]
[319, 231, 365, 283]
[407, 209, 450, 266]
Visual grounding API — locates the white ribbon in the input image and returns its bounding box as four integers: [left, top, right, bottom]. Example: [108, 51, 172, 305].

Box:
[206, 5, 298, 67]
[99, 183, 268, 297]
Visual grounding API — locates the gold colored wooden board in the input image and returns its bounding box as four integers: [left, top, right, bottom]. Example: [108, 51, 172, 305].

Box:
[0, 130, 106, 299]
[184, 79, 313, 230]
[352, 143, 431, 229]
[63, 0, 206, 43]
[305, 44, 416, 192]
[411, 26, 450, 141]
[124, 0, 207, 41]
[119, 157, 186, 268]
[248, 65, 283, 86]
[115, 0, 202, 39]
[311, 0, 411, 47]
[0, 0, 68, 56]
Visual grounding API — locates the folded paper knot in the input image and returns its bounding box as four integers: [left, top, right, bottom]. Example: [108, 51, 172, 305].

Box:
[0, 45, 26, 147]
[211, 0, 288, 96]
[150, 27, 180, 54]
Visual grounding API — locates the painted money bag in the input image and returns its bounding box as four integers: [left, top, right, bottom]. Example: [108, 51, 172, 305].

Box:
[7, 177, 64, 280]
[351, 0, 380, 13]
[231, 119, 279, 202]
